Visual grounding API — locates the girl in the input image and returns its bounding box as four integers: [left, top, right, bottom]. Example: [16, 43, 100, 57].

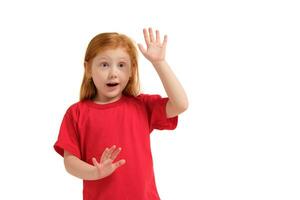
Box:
[54, 28, 188, 200]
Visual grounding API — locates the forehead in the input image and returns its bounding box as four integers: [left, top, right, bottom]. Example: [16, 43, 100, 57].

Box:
[94, 48, 130, 61]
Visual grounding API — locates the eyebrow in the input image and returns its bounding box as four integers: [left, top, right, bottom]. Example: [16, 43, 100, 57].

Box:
[96, 57, 130, 62]
[96, 56, 109, 61]
[119, 57, 129, 60]
[118, 58, 130, 62]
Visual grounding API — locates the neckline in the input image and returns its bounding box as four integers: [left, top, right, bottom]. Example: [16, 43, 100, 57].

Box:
[85, 95, 127, 109]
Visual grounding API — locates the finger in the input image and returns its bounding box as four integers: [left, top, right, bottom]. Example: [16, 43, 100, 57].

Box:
[156, 30, 161, 43]
[148, 27, 154, 42]
[110, 147, 122, 161]
[113, 159, 126, 170]
[107, 145, 116, 158]
[138, 43, 147, 55]
[143, 28, 150, 46]
[100, 148, 109, 163]
[162, 35, 168, 48]
[92, 157, 99, 167]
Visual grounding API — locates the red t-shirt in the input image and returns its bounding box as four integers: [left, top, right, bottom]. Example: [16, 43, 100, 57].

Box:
[53, 94, 178, 200]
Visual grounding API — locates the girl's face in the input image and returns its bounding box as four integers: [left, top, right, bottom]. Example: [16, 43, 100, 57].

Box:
[89, 48, 132, 103]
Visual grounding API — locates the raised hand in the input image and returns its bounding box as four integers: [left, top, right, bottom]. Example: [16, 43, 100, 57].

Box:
[92, 145, 126, 179]
[138, 28, 167, 65]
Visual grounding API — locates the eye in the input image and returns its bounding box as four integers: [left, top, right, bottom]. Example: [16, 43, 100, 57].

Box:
[118, 63, 125, 68]
[100, 62, 109, 67]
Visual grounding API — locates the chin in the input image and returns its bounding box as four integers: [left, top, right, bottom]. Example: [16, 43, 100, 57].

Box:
[106, 92, 122, 99]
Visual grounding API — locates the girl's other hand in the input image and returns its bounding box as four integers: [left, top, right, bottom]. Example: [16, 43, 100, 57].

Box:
[92, 145, 126, 179]
[138, 27, 167, 65]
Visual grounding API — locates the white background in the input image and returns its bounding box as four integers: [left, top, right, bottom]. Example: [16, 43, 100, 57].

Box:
[0, 0, 299, 199]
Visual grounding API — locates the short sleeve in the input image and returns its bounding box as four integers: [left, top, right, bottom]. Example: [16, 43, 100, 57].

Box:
[137, 94, 178, 132]
[53, 109, 81, 159]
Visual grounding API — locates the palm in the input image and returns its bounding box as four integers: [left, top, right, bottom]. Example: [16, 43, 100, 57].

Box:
[99, 159, 116, 176]
[138, 28, 167, 64]
[92, 145, 126, 179]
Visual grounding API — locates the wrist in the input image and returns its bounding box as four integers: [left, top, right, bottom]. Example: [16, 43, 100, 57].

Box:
[152, 60, 167, 68]
[93, 166, 103, 180]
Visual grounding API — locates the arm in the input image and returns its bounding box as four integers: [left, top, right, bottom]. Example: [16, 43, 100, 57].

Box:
[64, 150, 99, 180]
[64, 145, 126, 180]
[152, 60, 188, 118]
[138, 28, 188, 118]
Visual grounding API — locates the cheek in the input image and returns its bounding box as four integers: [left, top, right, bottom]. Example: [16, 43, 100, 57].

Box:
[120, 71, 130, 82]
[92, 73, 106, 86]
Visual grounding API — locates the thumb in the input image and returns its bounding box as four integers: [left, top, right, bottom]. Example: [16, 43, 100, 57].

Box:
[92, 157, 99, 166]
[137, 43, 147, 55]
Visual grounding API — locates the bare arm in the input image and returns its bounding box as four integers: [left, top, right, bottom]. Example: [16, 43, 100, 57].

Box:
[63, 145, 126, 180]
[64, 150, 99, 180]
[152, 60, 188, 118]
[138, 28, 189, 118]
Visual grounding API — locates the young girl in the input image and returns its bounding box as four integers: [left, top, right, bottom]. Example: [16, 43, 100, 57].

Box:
[54, 28, 188, 200]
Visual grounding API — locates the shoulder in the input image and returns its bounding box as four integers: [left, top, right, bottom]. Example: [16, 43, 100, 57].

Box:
[135, 93, 162, 104]
[64, 100, 88, 119]
[129, 93, 167, 111]
[124, 93, 162, 105]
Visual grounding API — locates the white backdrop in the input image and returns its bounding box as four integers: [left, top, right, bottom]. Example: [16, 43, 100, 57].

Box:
[0, 0, 299, 199]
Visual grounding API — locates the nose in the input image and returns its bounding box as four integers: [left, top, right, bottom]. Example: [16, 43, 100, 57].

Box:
[108, 65, 118, 79]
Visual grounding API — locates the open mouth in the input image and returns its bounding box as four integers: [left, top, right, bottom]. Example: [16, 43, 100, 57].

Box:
[106, 83, 119, 87]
